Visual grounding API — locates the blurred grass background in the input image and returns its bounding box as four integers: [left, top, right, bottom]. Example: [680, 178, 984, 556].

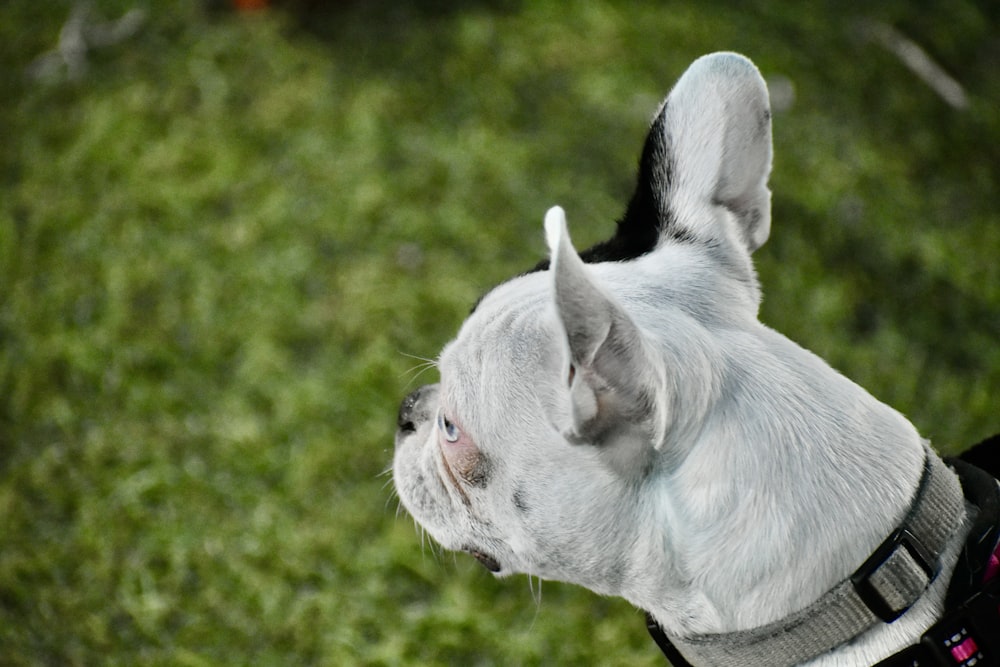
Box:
[0, 1, 997, 665]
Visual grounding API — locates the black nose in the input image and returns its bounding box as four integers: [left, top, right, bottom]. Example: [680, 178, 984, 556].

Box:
[397, 384, 435, 434]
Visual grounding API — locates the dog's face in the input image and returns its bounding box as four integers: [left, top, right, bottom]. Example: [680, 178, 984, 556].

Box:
[393, 53, 777, 600]
[394, 263, 666, 590]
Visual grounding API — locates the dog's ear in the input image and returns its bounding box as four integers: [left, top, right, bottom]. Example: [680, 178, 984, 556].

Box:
[545, 207, 667, 464]
[621, 52, 773, 259]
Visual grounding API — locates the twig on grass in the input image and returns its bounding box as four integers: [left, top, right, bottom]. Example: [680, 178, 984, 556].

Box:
[858, 18, 969, 110]
[28, 1, 147, 82]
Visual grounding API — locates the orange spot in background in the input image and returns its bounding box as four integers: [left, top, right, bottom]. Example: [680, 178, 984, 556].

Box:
[232, 0, 270, 10]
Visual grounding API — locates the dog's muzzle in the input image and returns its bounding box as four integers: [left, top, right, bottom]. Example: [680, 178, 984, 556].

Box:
[397, 384, 437, 439]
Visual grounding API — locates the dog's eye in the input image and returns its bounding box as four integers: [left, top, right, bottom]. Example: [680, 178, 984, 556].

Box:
[437, 411, 461, 443]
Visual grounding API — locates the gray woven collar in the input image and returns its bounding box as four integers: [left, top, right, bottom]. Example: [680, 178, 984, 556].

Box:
[665, 450, 966, 667]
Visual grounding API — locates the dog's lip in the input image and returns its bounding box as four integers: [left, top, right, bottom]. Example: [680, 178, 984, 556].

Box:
[464, 546, 502, 572]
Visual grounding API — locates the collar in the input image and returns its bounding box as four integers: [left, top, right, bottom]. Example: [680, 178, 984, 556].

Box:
[647, 449, 968, 667]
[871, 456, 1000, 667]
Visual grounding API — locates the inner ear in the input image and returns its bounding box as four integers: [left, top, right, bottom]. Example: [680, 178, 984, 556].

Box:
[545, 207, 668, 454]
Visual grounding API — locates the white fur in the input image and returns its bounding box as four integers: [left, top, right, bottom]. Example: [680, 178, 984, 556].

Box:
[660, 53, 773, 255]
[392, 52, 967, 666]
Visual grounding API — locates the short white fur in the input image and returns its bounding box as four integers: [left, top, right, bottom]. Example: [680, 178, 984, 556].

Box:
[392, 52, 969, 666]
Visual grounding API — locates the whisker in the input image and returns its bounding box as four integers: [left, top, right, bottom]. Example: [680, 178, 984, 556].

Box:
[401, 365, 437, 390]
[399, 350, 437, 366]
[417, 524, 427, 562]
[526, 574, 544, 630]
[400, 360, 435, 380]
[417, 524, 440, 565]
[383, 486, 401, 514]
[528, 574, 544, 607]
[397, 351, 440, 389]
[377, 471, 394, 489]
[378, 466, 401, 514]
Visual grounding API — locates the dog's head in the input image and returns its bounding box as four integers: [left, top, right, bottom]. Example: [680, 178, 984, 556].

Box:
[393, 53, 773, 594]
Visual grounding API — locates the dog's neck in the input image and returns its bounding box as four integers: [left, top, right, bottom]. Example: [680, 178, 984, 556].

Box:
[653, 449, 968, 667]
[617, 321, 930, 638]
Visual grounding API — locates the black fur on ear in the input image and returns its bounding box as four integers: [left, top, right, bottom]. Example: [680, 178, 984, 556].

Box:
[528, 110, 689, 274]
[471, 110, 681, 315]
[576, 110, 695, 264]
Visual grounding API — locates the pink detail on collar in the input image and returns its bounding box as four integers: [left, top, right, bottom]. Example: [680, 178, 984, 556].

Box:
[984, 541, 1000, 582]
[950, 636, 979, 663]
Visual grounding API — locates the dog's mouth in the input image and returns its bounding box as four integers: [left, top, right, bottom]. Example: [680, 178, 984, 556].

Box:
[464, 546, 502, 572]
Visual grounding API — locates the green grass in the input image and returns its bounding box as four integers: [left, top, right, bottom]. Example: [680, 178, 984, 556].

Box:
[1, 1, 998, 664]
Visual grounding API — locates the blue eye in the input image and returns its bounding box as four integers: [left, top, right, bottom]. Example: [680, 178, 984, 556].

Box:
[437, 412, 461, 442]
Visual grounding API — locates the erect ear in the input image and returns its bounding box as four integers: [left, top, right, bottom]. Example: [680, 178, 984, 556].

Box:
[617, 52, 773, 259]
[544, 207, 668, 457]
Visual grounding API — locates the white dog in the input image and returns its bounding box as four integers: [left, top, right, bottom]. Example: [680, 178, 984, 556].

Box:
[392, 53, 1000, 666]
